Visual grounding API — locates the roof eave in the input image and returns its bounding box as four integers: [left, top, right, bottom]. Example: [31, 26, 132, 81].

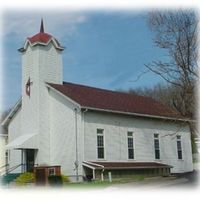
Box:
[19, 38, 64, 52]
[81, 106, 192, 122]
[102, 166, 172, 170]
[1, 99, 22, 127]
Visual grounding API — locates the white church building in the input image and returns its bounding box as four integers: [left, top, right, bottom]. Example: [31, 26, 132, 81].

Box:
[2, 21, 193, 181]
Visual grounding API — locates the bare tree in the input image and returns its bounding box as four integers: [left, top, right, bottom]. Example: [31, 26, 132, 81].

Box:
[128, 83, 177, 108]
[121, 82, 198, 152]
[146, 10, 198, 119]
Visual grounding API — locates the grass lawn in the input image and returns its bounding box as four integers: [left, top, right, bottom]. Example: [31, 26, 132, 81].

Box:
[10, 175, 165, 189]
[64, 181, 112, 189]
[63, 175, 146, 189]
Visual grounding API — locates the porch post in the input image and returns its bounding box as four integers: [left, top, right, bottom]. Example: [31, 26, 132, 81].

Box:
[92, 169, 95, 180]
[101, 171, 104, 181]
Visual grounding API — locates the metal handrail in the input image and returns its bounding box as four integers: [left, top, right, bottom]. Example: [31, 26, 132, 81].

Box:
[0, 164, 22, 176]
[1, 163, 39, 176]
[6, 164, 22, 174]
[0, 164, 9, 175]
[0, 164, 9, 170]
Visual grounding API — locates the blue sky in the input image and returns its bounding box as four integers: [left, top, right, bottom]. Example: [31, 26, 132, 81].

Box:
[2, 10, 167, 111]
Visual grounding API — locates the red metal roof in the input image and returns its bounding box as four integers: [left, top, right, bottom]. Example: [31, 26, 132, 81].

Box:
[18, 32, 63, 52]
[48, 82, 181, 119]
[27, 32, 62, 49]
[19, 20, 63, 52]
[28, 32, 52, 44]
[27, 19, 61, 46]
[83, 161, 172, 169]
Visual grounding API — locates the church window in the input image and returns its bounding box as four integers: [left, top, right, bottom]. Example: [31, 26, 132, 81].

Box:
[127, 132, 134, 159]
[97, 129, 104, 159]
[177, 135, 182, 159]
[154, 134, 160, 159]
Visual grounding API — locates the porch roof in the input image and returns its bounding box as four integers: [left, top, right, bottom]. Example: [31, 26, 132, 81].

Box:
[83, 161, 172, 170]
[6, 134, 38, 150]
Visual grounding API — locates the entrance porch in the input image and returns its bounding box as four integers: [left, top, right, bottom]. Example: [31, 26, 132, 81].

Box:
[5, 133, 38, 173]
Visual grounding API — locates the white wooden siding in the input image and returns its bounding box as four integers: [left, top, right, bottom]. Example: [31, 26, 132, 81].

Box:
[7, 108, 22, 173]
[20, 42, 63, 165]
[49, 90, 84, 179]
[84, 111, 193, 173]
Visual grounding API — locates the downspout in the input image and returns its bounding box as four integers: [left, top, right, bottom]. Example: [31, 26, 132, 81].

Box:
[118, 122, 121, 160]
[21, 149, 23, 173]
[82, 108, 88, 162]
[74, 108, 78, 181]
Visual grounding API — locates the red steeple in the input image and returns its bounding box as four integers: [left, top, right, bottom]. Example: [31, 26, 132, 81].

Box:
[18, 19, 64, 52]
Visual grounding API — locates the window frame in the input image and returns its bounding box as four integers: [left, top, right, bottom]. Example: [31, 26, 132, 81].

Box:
[97, 129, 105, 160]
[48, 168, 56, 176]
[176, 135, 183, 160]
[154, 133, 160, 160]
[127, 131, 134, 160]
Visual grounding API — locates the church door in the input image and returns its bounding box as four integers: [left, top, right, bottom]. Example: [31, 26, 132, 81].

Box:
[25, 149, 35, 172]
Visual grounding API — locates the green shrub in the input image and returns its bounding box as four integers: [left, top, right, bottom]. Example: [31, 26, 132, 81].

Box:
[15, 172, 35, 185]
[61, 175, 70, 184]
[48, 175, 63, 186]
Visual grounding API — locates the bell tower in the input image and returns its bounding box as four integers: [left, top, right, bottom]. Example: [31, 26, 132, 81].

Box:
[19, 20, 64, 164]
[19, 19, 64, 96]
